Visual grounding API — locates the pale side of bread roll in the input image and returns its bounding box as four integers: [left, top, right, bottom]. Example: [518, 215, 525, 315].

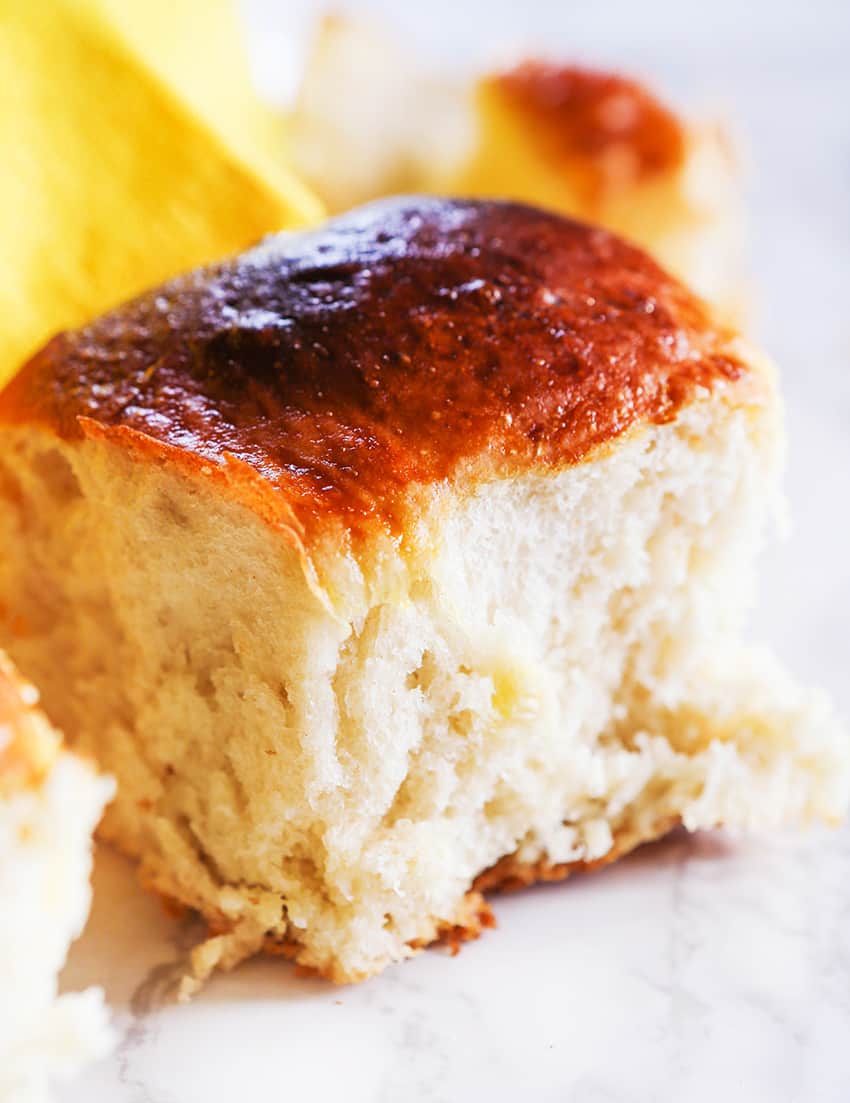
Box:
[0, 651, 114, 1100]
[0, 198, 845, 986]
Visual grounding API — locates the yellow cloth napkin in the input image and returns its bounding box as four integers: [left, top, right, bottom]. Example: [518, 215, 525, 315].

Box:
[0, 0, 322, 384]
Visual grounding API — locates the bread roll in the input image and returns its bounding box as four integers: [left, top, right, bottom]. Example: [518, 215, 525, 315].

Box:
[0, 197, 845, 986]
[0, 651, 113, 1098]
[454, 62, 742, 321]
[291, 20, 740, 316]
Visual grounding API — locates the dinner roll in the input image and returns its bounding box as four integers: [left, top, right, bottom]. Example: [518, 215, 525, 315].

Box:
[291, 19, 741, 317]
[453, 62, 742, 322]
[0, 198, 845, 986]
[0, 650, 113, 1098]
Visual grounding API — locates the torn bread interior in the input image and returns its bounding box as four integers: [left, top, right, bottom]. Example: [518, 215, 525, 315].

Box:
[0, 197, 845, 986]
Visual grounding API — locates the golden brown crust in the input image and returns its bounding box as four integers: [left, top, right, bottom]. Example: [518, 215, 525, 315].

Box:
[0, 198, 743, 544]
[473, 816, 680, 894]
[490, 63, 687, 207]
[0, 649, 60, 795]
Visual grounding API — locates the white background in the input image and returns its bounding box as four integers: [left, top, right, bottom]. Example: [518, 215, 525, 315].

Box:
[62, 2, 850, 1100]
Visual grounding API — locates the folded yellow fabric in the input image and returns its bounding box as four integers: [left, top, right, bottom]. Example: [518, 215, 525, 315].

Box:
[89, 0, 281, 159]
[0, 0, 322, 384]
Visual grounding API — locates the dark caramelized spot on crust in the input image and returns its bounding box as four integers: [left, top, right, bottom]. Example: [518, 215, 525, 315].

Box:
[493, 63, 686, 203]
[0, 198, 742, 539]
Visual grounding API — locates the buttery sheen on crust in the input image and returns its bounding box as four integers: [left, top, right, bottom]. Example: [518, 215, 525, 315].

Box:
[2, 198, 742, 537]
[0, 198, 846, 987]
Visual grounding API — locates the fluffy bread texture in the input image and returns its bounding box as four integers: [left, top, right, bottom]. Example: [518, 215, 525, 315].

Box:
[290, 19, 741, 318]
[0, 198, 845, 986]
[0, 651, 114, 1101]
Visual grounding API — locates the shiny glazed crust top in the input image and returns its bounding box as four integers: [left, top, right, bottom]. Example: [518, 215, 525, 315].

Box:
[0, 197, 745, 540]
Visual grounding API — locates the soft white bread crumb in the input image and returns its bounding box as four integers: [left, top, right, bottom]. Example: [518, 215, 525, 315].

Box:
[0, 663, 114, 1101]
[0, 355, 845, 984]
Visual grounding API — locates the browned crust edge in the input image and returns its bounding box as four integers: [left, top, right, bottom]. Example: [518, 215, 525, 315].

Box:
[121, 816, 680, 988]
[272, 815, 679, 979]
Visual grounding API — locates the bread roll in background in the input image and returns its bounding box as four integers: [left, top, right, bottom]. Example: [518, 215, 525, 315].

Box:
[291, 18, 742, 320]
[0, 651, 113, 1099]
[0, 197, 844, 987]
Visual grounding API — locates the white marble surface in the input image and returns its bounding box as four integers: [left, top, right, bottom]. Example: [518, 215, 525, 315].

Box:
[59, 1, 850, 1100]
